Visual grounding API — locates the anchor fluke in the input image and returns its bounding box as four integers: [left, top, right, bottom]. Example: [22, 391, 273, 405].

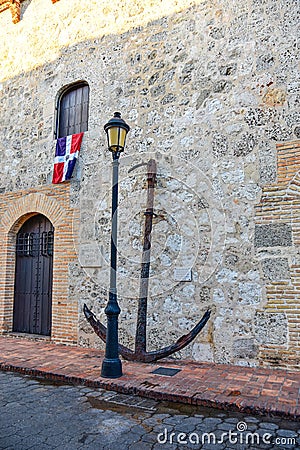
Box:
[83, 303, 211, 363]
[122, 308, 211, 362]
[83, 303, 135, 360]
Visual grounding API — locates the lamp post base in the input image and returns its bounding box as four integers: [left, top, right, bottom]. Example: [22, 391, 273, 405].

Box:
[101, 357, 123, 378]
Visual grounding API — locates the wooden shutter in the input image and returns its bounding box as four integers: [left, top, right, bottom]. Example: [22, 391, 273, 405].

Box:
[58, 83, 89, 138]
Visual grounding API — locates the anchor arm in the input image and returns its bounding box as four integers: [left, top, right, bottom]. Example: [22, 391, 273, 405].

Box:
[132, 309, 211, 362]
[83, 304, 135, 359]
[83, 303, 106, 341]
[83, 304, 211, 362]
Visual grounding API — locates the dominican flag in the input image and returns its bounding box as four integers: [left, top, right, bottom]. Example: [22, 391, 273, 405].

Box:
[52, 133, 84, 184]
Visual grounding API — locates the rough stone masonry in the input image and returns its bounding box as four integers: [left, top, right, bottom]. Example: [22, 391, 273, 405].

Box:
[0, 0, 299, 369]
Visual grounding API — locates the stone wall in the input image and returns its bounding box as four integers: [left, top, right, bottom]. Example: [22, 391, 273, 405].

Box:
[0, 0, 299, 368]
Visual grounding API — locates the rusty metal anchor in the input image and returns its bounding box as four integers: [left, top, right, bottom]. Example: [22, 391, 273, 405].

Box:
[84, 159, 211, 362]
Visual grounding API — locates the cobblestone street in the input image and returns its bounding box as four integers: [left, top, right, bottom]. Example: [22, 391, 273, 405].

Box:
[0, 371, 299, 450]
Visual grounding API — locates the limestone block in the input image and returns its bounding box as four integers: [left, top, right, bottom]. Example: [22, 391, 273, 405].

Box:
[232, 339, 257, 359]
[261, 258, 290, 281]
[192, 343, 214, 362]
[254, 312, 288, 345]
[254, 224, 292, 248]
[238, 282, 262, 304]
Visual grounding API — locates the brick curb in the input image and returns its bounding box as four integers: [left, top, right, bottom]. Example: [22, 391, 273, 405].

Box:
[0, 362, 298, 420]
[0, 336, 299, 420]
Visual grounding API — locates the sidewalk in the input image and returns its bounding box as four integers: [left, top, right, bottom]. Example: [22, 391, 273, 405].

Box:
[0, 335, 299, 419]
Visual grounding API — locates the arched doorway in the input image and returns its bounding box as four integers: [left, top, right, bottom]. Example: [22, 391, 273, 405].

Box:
[13, 214, 54, 336]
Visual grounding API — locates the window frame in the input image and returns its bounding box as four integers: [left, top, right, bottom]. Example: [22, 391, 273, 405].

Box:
[55, 81, 90, 139]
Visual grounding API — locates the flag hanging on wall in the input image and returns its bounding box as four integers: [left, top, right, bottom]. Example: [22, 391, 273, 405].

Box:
[52, 132, 84, 184]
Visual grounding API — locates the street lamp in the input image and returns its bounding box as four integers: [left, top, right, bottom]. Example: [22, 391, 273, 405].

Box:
[101, 112, 130, 378]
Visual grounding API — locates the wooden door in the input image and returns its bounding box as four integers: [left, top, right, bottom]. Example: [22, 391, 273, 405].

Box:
[13, 215, 54, 336]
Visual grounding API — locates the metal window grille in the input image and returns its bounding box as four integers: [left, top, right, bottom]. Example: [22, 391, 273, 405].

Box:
[17, 231, 54, 257]
[16, 233, 34, 256]
[41, 231, 54, 257]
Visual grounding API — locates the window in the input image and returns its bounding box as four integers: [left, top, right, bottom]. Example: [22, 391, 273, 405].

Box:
[57, 82, 89, 138]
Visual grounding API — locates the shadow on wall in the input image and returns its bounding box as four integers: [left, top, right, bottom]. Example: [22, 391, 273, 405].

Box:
[0, 0, 208, 81]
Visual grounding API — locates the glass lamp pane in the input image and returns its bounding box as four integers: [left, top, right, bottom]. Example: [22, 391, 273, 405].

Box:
[107, 126, 127, 151]
[108, 127, 119, 149]
[119, 128, 127, 149]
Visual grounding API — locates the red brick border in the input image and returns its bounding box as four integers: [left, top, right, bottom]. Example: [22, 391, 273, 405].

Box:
[255, 140, 300, 369]
[0, 184, 79, 344]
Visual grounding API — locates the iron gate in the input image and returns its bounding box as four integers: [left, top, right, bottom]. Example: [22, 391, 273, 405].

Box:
[13, 214, 54, 335]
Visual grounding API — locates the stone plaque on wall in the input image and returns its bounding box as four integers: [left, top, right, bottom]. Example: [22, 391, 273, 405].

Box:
[174, 267, 192, 282]
[79, 244, 103, 268]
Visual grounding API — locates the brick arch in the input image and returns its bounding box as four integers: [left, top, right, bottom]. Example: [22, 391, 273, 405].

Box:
[0, 186, 79, 344]
[1, 192, 65, 233]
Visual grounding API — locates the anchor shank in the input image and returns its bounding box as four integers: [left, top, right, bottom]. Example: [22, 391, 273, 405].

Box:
[135, 159, 157, 354]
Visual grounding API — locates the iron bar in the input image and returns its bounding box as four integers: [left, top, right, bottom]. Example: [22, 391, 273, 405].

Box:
[101, 152, 122, 378]
[135, 159, 157, 354]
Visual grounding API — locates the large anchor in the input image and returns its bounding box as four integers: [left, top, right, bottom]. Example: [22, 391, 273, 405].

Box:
[84, 159, 211, 362]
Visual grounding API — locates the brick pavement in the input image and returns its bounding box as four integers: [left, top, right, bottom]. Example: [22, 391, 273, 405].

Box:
[0, 336, 299, 420]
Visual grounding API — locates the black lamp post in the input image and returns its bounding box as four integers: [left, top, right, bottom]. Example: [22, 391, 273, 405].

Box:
[101, 112, 130, 378]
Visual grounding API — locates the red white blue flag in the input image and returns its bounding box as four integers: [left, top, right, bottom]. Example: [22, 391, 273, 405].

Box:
[52, 133, 84, 184]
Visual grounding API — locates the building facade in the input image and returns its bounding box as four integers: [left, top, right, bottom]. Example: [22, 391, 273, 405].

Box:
[0, 0, 299, 369]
